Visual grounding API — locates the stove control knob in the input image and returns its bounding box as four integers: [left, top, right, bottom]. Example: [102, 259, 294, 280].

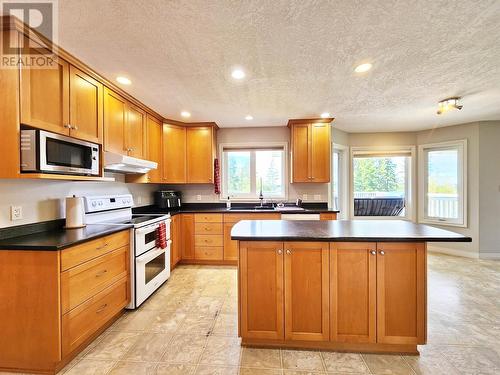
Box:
[98, 201, 103, 206]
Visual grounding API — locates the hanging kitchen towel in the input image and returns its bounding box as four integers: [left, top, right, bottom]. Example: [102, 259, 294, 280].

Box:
[214, 158, 221, 194]
[156, 222, 167, 249]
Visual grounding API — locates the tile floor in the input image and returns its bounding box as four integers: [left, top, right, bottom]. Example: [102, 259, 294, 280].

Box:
[32, 253, 500, 374]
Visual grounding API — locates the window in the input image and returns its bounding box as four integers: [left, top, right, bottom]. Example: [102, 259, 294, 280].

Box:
[419, 140, 467, 227]
[222, 146, 286, 199]
[351, 148, 414, 219]
[330, 144, 348, 219]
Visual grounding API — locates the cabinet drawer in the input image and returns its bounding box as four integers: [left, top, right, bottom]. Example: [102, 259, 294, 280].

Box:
[194, 213, 223, 223]
[195, 234, 223, 247]
[62, 277, 129, 357]
[61, 230, 130, 271]
[195, 222, 223, 235]
[61, 246, 129, 313]
[223, 213, 281, 223]
[195, 246, 223, 260]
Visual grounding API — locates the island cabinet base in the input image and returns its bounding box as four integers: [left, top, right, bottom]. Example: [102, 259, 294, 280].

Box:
[238, 241, 427, 355]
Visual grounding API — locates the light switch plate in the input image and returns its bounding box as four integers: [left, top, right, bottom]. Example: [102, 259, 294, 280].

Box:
[10, 206, 23, 221]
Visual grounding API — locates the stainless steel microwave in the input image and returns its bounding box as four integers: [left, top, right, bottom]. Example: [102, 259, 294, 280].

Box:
[20, 129, 100, 176]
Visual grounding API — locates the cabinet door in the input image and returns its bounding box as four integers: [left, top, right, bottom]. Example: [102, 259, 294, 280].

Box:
[186, 127, 214, 183]
[145, 116, 162, 182]
[20, 36, 69, 135]
[162, 124, 186, 183]
[240, 241, 284, 340]
[330, 243, 376, 343]
[126, 104, 146, 158]
[104, 88, 126, 154]
[170, 215, 182, 269]
[69, 66, 103, 143]
[284, 242, 329, 341]
[181, 214, 195, 260]
[310, 123, 330, 182]
[291, 124, 310, 182]
[223, 222, 237, 261]
[377, 242, 426, 345]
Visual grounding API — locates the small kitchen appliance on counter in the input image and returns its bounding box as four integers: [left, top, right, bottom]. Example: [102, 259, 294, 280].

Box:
[82, 194, 171, 309]
[155, 190, 182, 209]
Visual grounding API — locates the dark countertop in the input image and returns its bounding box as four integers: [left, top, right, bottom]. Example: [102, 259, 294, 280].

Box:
[231, 220, 472, 242]
[133, 203, 339, 216]
[0, 223, 133, 250]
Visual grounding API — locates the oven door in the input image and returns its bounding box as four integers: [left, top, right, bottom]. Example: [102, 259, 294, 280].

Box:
[135, 241, 171, 307]
[39, 130, 100, 175]
[135, 219, 171, 257]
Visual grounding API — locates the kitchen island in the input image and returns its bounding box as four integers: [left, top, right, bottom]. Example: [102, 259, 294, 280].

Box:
[231, 220, 471, 354]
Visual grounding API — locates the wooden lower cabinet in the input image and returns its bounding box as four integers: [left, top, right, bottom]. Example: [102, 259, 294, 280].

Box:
[284, 242, 329, 341]
[170, 215, 182, 269]
[239, 241, 284, 340]
[377, 242, 426, 345]
[181, 214, 195, 260]
[330, 242, 376, 343]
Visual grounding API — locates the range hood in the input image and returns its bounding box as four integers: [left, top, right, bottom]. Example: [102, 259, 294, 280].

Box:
[104, 152, 157, 174]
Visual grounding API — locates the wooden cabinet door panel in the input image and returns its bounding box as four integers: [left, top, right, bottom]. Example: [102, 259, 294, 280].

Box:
[310, 123, 330, 182]
[104, 88, 126, 154]
[145, 116, 162, 182]
[186, 127, 214, 183]
[330, 242, 376, 343]
[291, 124, 310, 182]
[223, 222, 238, 261]
[377, 242, 426, 345]
[126, 104, 146, 158]
[69, 66, 103, 143]
[162, 124, 186, 183]
[181, 214, 195, 260]
[20, 36, 69, 134]
[240, 241, 284, 340]
[170, 215, 182, 269]
[284, 242, 329, 341]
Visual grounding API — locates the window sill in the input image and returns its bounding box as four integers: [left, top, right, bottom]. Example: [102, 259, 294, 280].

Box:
[418, 218, 467, 228]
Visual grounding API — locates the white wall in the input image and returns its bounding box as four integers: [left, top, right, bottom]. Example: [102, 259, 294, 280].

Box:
[0, 174, 158, 228]
[160, 126, 330, 203]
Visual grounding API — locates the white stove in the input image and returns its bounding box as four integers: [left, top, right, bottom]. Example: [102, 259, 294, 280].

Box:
[83, 194, 171, 309]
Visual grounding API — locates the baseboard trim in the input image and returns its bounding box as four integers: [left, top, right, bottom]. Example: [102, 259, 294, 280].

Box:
[428, 245, 479, 259]
[479, 252, 500, 260]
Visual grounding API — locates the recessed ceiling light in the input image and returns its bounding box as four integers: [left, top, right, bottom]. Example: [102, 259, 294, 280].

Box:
[354, 63, 372, 73]
[245, 115, 253, 121]
[116, 76, 131, 85]
[231, 68, 246, 80]
[437, 97, 463, 115]
[181, 111, 191, 118]
[320, 112, 330, 118]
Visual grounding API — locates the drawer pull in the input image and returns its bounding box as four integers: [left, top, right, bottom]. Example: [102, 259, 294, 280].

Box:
[96, 243, 109, 251]
[95, 269, 108, 277]
[96, 303, 108, 313]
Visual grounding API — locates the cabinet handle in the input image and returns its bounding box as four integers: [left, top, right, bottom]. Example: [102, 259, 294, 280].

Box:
[63, 124, 71, 129]
[277, 249, 283, 255]
[379, 250, 385, 255]
[370, 250, 376, 255]
[96, 243, 109, 251]
[95, 269, 108, 277]
[96, 303, 108, 313]
[72, 125, 78, 130]
[286, 249, 291, 255]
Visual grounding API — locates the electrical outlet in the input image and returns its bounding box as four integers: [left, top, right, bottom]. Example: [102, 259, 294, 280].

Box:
[314, 194, 321, 201]
[302, 194, 308, 201]
[10, 206, 23, 221]
[196, 195, 202, 201]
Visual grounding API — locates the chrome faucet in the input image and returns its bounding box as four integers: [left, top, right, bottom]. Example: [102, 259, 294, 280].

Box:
[259, 177, 264, 207]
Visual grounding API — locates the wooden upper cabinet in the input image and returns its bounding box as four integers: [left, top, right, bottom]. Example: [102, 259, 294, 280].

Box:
[240, 241, 284, 340]
[126, 104, 146, 158]
[284, 242, 329, 341]
[289, 119, 332, 183]
[69, 66, 103, 143]
[330, 242, 376, 343]
[104, 87, 127, 154]
[162, 124, 186, 183]
[20, 35, 70, 135]
[186, 126, 215, 183]
[145, 116, 162, 183]
[376, 242, 426, 345]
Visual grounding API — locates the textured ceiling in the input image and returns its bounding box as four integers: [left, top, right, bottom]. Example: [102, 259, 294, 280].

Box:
[56, 0, 500, 131]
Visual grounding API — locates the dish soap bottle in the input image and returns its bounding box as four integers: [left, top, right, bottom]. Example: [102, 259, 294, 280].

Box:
[226, 196, 231, 209]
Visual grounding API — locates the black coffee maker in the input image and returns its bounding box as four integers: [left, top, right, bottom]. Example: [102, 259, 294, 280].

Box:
[154, 191, 182, 209]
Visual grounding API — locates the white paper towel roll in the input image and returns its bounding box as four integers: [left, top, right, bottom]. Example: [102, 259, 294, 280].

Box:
[65, 196, 86, 229]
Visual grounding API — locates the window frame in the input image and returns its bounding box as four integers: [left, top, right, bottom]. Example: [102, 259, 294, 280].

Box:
[418, 139, 467, 227]
[328, 143, 349, 219]
[350, 146, 416, 221]
[219, 142, 288, 201]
